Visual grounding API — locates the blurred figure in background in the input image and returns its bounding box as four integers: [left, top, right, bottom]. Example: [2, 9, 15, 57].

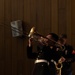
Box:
[58, 34, 75, 75]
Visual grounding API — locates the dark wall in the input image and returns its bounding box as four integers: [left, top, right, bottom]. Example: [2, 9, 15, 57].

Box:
[0, 0, 75, 75]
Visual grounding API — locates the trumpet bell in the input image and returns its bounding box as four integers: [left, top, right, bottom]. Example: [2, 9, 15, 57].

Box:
[28, 27, 35, 38]
[28, 27, 42, 41]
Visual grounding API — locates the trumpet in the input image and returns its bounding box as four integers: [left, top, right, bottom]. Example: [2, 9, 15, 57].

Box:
[28, 27, 65, 50]
[28, 27, 49, 45]
[51, 59, 63, 75]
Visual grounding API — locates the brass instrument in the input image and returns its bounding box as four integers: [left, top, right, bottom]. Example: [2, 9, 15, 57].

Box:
[51, 59, 63, 75]
[28, 27, 65, 50]
[28, 27, 46, 40]
[28, 27, 49, 45]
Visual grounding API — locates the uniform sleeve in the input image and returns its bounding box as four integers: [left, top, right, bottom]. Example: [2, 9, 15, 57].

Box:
[65, 45, 75, 63]
[27, 46, 38, 59]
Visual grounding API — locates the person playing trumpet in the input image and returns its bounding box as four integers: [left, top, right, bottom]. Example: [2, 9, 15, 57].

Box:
[27, 32, 62, 75]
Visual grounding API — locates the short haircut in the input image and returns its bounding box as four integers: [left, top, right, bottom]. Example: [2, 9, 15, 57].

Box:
[48, 33, 59, 41]
[59, 34, 67, 39]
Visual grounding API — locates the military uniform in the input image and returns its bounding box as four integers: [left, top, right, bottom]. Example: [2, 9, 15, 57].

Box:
[27, 44, 63, 75]
[61, 44, 75, 75]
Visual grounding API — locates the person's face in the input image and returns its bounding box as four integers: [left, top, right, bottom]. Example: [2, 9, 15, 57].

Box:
[46, 34, 55, 45]
[58, 38, 67, 45]
[63, 38, 67, 44]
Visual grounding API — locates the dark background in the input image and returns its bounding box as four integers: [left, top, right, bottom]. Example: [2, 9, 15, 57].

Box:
[0, 0, 75, 75]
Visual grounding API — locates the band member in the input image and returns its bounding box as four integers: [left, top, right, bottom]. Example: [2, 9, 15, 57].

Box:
[27, 33, 60, 75]
[58, 34, 75, 75]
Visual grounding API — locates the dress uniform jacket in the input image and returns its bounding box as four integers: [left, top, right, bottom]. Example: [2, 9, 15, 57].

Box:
[27, 44, 62, 75]
[61, 44, 75, 75]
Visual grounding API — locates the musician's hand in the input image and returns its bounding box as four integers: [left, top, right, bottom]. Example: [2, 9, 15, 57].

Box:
[28, 38, 33, 47]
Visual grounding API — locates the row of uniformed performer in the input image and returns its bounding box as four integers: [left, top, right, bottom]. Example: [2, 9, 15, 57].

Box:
[58, 34, 75, 75]
[27, 33, 75, 75]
